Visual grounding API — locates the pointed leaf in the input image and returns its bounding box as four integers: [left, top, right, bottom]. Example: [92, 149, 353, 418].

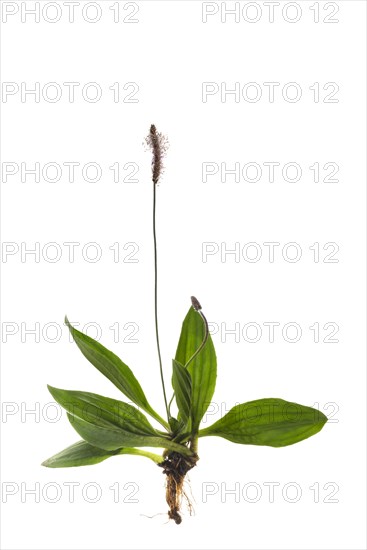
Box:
[199, 398, 328, 447]
[67, 413, 193, 455]
[48, 386, 158, 435]
[171, 359, 192, 425]
[65, 317, 168, 428]
[47, 386, 193, 455]
[42, 440, 163, 468]
[175, 307, 217, 432]
[42, 440, 120, 468]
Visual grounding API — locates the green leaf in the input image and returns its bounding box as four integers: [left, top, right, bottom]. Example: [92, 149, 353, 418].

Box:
[48, 386, 193, 456]
[66, 413, 154, 450]
[67, 414, 193, 455]
[42, 440, 120, 468]
[48, 385, 158, 434]
[42, 440, 164, 468]
[175, 307, 217, 432]
[65, 317, 168, 429]
[171, 359, 192, 426]
[199, 398, 328, 447]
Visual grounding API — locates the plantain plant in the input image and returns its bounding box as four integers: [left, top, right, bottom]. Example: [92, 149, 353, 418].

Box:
[43, 125, 328, 524]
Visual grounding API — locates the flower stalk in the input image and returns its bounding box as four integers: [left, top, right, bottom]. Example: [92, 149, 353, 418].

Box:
[149, 124, 170, 422]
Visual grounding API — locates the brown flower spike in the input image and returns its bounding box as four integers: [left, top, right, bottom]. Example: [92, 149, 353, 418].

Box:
[146, 124, 169, 184]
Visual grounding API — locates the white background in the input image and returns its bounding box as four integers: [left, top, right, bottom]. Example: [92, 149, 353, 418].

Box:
[1, 1, 366, 549]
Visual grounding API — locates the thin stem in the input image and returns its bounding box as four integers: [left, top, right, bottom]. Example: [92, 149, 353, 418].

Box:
[185, 309, 209, 369]
[153, 183, 170, 421]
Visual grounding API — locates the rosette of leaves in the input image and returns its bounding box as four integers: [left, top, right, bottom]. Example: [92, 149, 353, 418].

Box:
[43, 307, 327, 523]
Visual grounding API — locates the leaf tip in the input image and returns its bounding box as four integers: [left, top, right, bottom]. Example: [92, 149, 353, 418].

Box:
[190, 296, 202, 311]
[47, 384, 59, 400]
[319, 411, 328, 426]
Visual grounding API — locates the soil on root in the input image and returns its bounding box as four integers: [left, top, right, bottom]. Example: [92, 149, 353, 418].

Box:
[158, 451, 199, 524]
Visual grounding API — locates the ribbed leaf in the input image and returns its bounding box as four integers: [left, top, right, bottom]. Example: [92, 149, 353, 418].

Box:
[42, 440, 163, 468]
[175, 307, 217, 432]
[171, 359, 192, 425]
[67, 413, 192, 455]
[48, 386, 193, 455]
[42, 440, 120, 468]
[65, 317, 168, 429]
[48, 386, 157, 435]
[199, 398, 328, 447]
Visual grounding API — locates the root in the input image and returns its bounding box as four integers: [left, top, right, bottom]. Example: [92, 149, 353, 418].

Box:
[158, 451, 199, 524]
